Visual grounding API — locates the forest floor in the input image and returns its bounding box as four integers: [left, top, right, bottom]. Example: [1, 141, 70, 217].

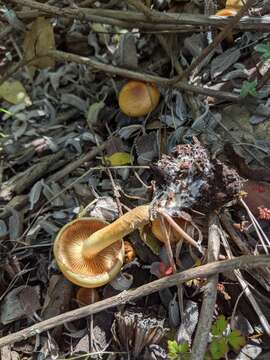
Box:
[1, 0, 270, 359]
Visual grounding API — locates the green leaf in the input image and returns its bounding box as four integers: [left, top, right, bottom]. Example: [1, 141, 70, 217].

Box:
[168, 340, 190, 360]
[104, 152, 133, 166]
[211, 315, 228, 336]
[240, 80, 257, 98]
[255, 43, 270, 61]
[227, 330, 246, 351]
[0, 81, 31, 105]
[210, 338, 229, 359]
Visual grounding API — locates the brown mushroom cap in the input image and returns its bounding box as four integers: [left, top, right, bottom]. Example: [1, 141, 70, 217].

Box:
[119, 80, 160, 117]
[54, 218, 124, 288]
[215, 8, 238, 16]
[151, 217, 187, 243]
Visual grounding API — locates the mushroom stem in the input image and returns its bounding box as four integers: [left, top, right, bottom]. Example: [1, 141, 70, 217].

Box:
[83, 205, 150, 258]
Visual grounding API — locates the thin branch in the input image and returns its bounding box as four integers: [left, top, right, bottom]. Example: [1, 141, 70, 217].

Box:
[11, 1, 270, 31]
[45, 49, 240, 101]
[191, 213, 220, 360]
[0, 255, 269, 348]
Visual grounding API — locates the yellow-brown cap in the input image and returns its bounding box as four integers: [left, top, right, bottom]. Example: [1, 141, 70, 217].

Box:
[215, 8, 238, 16]
[151, 217, 187, 243]
[119, 80, 160, 117]
[54, 218, 124, 288]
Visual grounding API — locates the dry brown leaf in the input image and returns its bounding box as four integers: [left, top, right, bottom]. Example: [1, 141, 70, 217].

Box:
[23, 17, 55, 74]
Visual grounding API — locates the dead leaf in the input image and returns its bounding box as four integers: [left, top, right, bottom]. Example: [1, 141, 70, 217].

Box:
[23, 17, 55, 74]
[211, 48, 241, 79]
[19, 286, 41, 316]
[41, 275, 73, 340]
[0, 81, 31, 105]
[0, 286, 40, 325]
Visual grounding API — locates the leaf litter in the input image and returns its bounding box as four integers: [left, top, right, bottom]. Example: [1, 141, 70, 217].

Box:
[1, 0, 270, 359]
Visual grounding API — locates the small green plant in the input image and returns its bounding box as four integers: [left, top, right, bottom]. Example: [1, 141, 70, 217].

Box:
[240, 80, 257, 98]
[255, 42, 270, 61]
[168, 340, 190, 360]
[167, 315, 245, 360]
[205, 315, 246, 359]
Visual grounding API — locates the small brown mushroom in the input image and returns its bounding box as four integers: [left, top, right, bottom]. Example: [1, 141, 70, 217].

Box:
[118, 80, 160, 117]
[151, 217, 187, 243]
[215, 8, 238, 16]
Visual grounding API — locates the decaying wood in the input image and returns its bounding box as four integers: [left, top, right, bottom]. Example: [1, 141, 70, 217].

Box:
[0, 255, 269, 348]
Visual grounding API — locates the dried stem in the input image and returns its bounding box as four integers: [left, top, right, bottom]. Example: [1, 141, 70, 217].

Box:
[191, 214, 220, 360]
[0, 255, 269, 347]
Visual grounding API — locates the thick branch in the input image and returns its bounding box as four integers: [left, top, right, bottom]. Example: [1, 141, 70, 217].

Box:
[0, 255, 269, 348]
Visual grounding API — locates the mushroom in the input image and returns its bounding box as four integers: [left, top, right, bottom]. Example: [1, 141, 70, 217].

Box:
[215, 8, 238, 16]
[124, 241, 136, 263]
[54, 206, 150, 288]
[54, 144, 243, 287]
[118, 80, 160, 117]
[151, 217, 187, 243]
[214, 8, 238, 44]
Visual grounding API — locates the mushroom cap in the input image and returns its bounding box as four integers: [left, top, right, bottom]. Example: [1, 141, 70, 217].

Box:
[151, 217, 187, 243]
[54, 218, 124, 288]
[119, 80, 160, 117]
[215, 8, 238, 16]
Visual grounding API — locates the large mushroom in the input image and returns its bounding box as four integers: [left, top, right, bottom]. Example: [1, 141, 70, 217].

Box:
[54, 207, 150, 288]
[54, 144, 243, 287]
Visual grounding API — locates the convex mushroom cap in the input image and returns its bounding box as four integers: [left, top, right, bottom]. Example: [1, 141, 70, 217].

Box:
[54, 218, 124, 288]
[119, 80, 160, 117]
[215, 8, 238, 16]
[151, 217, 187, 243]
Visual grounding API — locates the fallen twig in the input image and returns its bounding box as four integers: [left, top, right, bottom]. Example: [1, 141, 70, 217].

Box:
[10, 0, 270, 32]
[191, 214, 220, 360]
[0, 255, 269, 348]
